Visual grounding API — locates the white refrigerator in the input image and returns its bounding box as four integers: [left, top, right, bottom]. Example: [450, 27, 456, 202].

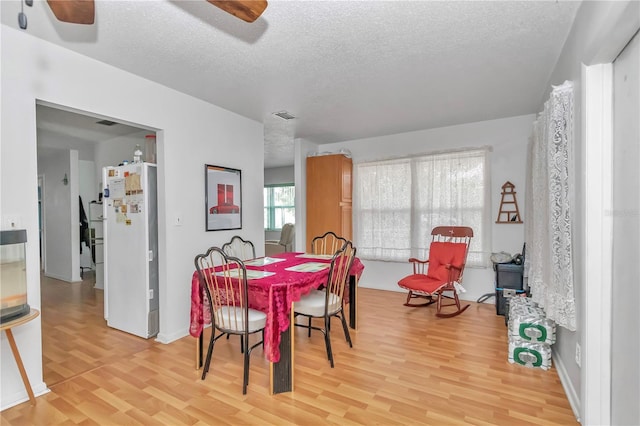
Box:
[103, 163, 159, 338]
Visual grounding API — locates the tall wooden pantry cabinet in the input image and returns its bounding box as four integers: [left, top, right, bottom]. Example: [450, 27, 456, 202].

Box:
[306, 154, 352, 251]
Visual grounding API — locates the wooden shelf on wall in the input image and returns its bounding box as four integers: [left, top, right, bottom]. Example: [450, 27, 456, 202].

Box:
[496, 181, 523, 224]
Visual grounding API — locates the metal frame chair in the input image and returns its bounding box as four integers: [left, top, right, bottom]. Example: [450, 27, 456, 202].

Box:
[222, 235, 256, 261]
[194, 247, 265, 394]
[310, 231, 348, 255]
[397, 226, 474, 318]
[306, 231, 350, 335]
[294, 241, 356, 367]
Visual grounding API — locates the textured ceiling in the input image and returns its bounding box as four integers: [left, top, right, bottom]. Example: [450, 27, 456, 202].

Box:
[2, 0, 581, 167]
[35, 104, 149, 158]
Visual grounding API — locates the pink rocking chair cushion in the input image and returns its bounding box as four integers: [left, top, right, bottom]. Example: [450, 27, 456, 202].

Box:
[426, 242, 468, 282]
[398, 242, 468, 294]
[398, 274, 442, 294]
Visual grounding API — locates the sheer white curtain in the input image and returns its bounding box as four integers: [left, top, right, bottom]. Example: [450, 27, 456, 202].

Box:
[353, 148, 490, 267]
[525, 81, 577, 330]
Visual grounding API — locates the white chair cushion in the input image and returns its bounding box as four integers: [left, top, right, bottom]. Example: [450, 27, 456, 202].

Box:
[294, 289, 342, 317]
[215, 306, 266, 333]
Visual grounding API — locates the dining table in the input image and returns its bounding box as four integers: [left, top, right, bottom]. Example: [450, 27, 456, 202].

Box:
[190, 251, 364, 394]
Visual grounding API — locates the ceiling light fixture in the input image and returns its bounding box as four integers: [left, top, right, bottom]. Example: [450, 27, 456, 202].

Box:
[273, 111, 296, 120]
[96, 119, 117, 126]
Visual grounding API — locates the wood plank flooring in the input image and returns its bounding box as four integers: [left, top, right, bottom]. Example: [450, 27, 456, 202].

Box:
[1, 273, 578, 425]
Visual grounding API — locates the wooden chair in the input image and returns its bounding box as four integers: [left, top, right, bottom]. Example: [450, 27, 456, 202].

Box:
[194, 247, 266, 394]
[397, 226, 474, 318]
[294, 241, 356, 367]
[265, 223, 294, 256]
[222, 235, 256, 261]
[311, 231, 348, 255]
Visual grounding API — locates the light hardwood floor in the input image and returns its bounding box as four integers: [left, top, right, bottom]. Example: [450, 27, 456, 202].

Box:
[2, 273, 578, 425]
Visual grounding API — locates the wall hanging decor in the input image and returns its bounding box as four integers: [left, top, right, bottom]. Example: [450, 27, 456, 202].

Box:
[496, 181, 522, 223]
[205, 164, 242, 231]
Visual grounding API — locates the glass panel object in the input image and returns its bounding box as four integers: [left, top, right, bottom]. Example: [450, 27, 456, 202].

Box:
[0, 229, 30, 323]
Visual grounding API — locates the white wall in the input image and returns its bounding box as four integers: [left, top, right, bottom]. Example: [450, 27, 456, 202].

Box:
[611, 29, 639, 426]
[36, 149, 81, 283]
[295, 115, 533, 303]
[94, 130, 152, 189]
[0, 26, 264, 409]
[540, 1, 640, 420]
[36, 128, 95, 161]
[36, 127, 95, 280]
[264, 166, 294, 185]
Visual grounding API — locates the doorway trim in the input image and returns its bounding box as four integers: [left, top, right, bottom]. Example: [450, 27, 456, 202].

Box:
[583, 62, 613, 425]
[581, 2, 639, 423]
[38, 175, 46, 271]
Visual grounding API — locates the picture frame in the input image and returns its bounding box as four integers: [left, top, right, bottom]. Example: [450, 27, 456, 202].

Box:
[205, 164, 242, 231]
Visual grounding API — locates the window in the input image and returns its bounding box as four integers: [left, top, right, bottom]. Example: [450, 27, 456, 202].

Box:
[264, 184, 295, 230]
[353, 148, 490, 266]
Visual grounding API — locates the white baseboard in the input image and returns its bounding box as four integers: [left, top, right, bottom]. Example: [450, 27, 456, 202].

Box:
[156, 323, 213, 345]
[43, 271, 72, 282]
[359, 282, 496, 305]
[43, 272, 81, 283]
[1, 382, 49, 411]
[553, 351, 581, 423]
[359, 282, 404, 292]
[155, 329, 189, 344]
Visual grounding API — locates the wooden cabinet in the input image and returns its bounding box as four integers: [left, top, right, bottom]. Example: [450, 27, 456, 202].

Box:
[306, 154, 352, 251]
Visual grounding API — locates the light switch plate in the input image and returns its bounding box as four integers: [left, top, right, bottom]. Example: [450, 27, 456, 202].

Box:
[4, 215, 20, 229]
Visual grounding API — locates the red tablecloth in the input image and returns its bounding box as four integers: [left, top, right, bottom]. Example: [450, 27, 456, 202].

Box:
[190, 252, 364, 362]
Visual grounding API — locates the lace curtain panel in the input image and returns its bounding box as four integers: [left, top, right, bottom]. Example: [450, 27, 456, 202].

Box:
[525, 81, 577, 331]
[353, 148, 490, 267]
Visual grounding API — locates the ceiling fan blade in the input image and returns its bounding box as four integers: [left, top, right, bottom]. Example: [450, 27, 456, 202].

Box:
[206, 0, 268, 23]
[46, 0, 95, 25]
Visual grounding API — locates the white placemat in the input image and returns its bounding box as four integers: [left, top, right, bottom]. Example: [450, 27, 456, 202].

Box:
[244, 257, 286, 267]
[295, 253, 333, 260]
[285, 262, 330, 273]
[215, 270, 275, 279]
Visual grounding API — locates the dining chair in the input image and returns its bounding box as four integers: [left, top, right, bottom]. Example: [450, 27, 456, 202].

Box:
[194, 247, 266, 394]
[397, 226, 474, 317]
[310, 231, 348, 255]
[221, 237, 257, 348]
[294, 241, 356, 367]
[222, 235, 256, 261]
[306, 231, 350, 336]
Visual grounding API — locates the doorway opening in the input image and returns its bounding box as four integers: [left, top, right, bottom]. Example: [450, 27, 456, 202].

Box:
[35, 102, 160, 386]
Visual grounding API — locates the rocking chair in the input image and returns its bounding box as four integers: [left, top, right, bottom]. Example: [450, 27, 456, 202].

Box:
[398, 226, 473, 317]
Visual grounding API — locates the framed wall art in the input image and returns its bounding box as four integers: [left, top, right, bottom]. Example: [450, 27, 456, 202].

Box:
[205, 164, 242, 231]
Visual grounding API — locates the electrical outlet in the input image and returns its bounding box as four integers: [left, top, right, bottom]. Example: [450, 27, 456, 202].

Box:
[575, 342, 581, 367]
[503, 288, 516, 297]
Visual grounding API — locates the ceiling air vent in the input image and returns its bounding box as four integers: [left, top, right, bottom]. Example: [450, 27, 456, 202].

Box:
[273, 111, 296, 120]
[96, 119, 117, 126]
